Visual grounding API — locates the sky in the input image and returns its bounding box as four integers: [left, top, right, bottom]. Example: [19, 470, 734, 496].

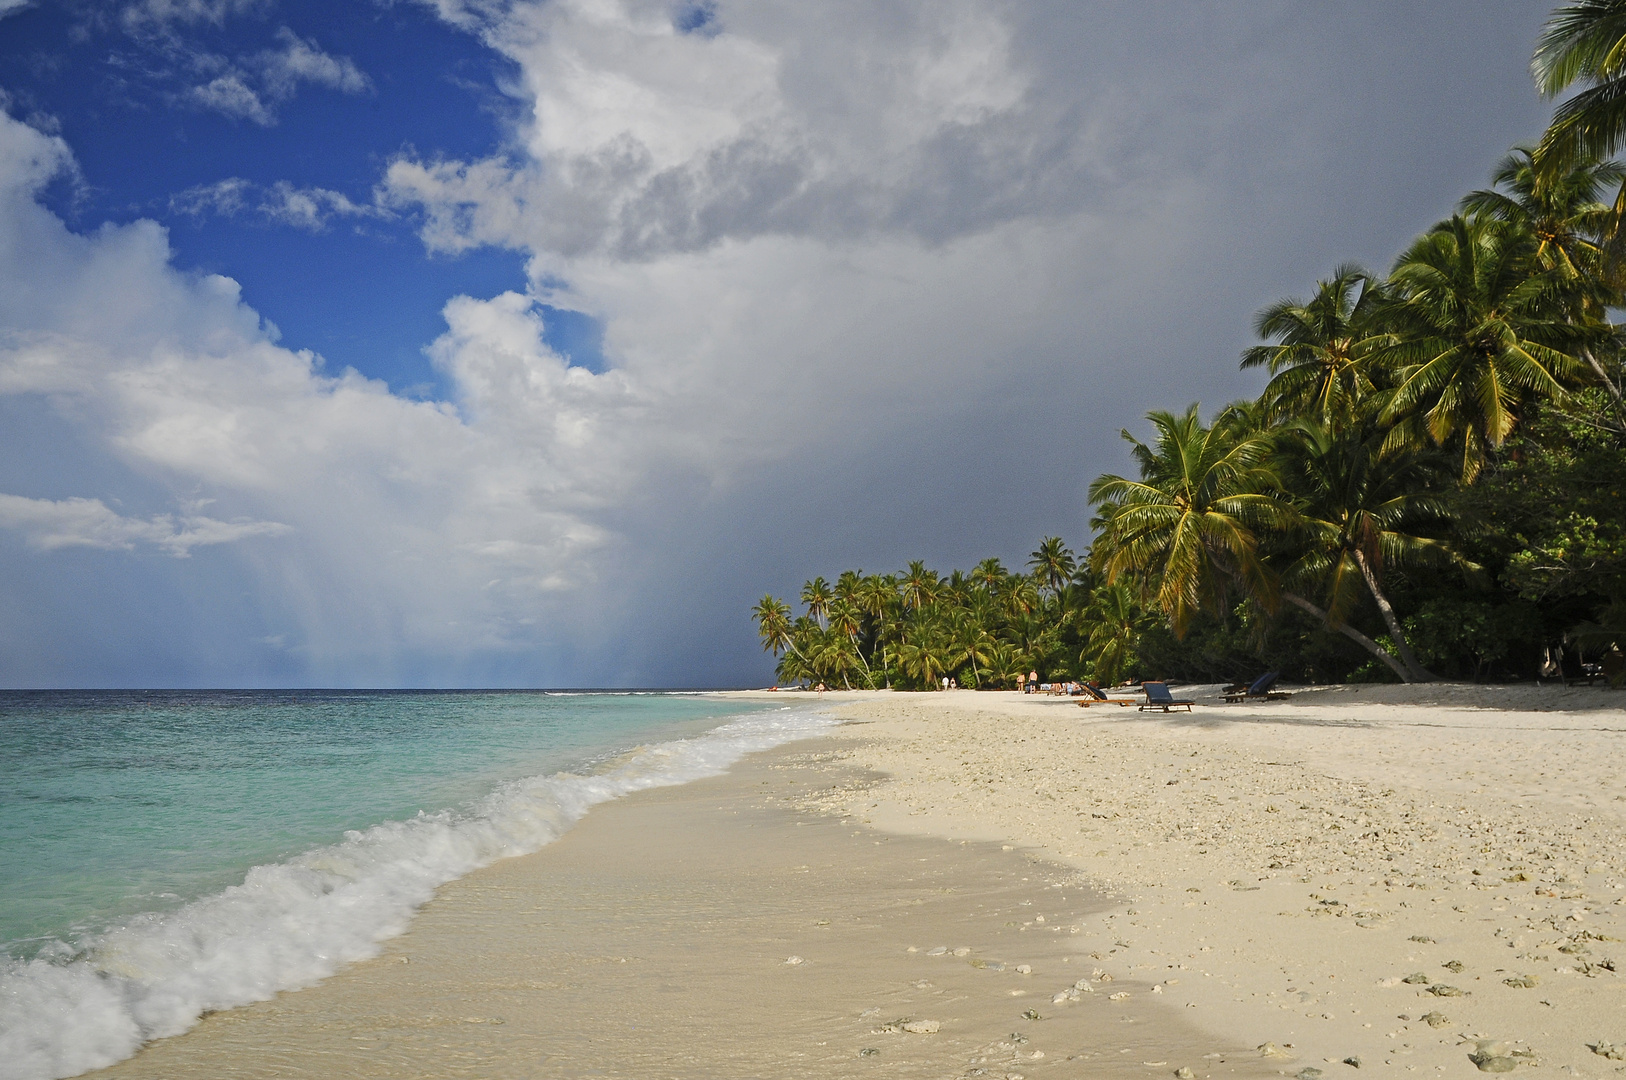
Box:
[0, 0, 1560, 688]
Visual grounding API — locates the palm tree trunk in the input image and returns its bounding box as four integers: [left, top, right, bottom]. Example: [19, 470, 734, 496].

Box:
[1349, 549, 1435, 682]
[1281, 590, 1415, 683]
[1579, 348, 1626, 431]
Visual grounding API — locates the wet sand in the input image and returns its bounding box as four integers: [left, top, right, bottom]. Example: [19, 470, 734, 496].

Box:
[90, 745, 1276, 1080]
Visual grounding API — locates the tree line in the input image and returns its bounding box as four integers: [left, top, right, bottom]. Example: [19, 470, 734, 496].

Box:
[753, 3, 1626, 690]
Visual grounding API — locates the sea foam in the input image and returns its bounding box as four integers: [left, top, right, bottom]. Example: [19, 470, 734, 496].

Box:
[0, 704, 834, 1080]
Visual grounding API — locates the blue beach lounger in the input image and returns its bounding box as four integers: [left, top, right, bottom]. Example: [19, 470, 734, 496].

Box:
[1138, 682, 1194, 712]
[1222, 671, 1291, 702]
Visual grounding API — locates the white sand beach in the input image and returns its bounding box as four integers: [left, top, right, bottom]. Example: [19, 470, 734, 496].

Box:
[811, 684, 1626, 1076]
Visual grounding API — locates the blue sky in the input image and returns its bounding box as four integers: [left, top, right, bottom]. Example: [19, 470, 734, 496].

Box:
[0, 1, 1559, 687]
[0, 0, 602, 388]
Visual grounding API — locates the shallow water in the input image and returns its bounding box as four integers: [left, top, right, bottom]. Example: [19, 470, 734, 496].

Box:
[0, 690, 831, 1080]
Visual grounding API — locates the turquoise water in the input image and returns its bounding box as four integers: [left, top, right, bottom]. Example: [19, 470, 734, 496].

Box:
[0, 690, 833, 1080]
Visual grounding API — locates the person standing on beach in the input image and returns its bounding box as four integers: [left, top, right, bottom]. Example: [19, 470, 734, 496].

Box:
[1026, 670, 1038, 694]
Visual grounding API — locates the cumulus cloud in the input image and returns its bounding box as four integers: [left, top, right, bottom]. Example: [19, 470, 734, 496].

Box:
[0, 109, 647, 680]
[171, 177, 386, 231]
[0, 494, 289, 556]
[384, 0, 1061, 258]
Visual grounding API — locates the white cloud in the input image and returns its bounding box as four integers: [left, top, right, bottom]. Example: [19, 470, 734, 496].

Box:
[171, 177, 386, 231]
[178, 28, 371, 125]
[187, 73, 275, 125]
[384, 0, 1048, 258]
[0, 0, 33, 19]
[0, 494, 289, 556]
[0, 109, 655, 678]
[121, 0, 266, 35]
[259, 28, 372, 98]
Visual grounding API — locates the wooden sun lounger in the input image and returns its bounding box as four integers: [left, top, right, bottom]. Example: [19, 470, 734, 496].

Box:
[1076, 685, 1135, 707]
[1139, 681, 1194, 712]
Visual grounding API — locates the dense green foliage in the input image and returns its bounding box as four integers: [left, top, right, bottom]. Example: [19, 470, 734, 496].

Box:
[753, 4, 1626, 688]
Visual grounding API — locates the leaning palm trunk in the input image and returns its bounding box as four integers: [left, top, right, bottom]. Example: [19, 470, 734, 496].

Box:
[1349, 549, 1435, 682]
[1280, 591, 1417, 682]
[1578, 347, 1626, 431]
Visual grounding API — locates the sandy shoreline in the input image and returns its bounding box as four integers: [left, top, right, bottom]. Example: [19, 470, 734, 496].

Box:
[88, 744, 1278, 1080]
[85, 683, 1626, 1079]
[813, 685, 1626, 1076]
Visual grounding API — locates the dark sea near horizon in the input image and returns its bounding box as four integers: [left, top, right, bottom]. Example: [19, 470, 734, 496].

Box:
[0, 689, 835, 1080]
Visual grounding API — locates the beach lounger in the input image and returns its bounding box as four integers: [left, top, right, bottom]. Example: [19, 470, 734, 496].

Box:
[1076, 684, 1135, 707]
[1222, 671, 1291, 702]
[1139, 681, 1194, 712]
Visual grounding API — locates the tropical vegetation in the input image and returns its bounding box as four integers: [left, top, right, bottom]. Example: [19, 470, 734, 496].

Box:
[753, 2, 1626, 688]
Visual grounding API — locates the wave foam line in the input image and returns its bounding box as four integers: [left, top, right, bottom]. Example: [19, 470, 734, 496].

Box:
[0, 705, 835, 1080]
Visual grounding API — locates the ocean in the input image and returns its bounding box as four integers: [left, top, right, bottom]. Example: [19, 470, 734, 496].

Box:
[0, 690, 834, 1080]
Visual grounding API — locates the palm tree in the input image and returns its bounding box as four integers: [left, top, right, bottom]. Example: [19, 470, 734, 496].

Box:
[1462, 147, 1620, 280]
[1273, 422, 1475, 682]
[1028, 537, 1077, 599]
[855, 574, 898, 686]
[1003, 575, 1040, 618]
[809, 624, 862, 689]
[971, 557, 1008, 592]
[1380, 215, 1590, 482]
[1533, 2, 1626, 174]
[897, 622, 951, 689]
[752, 596, 796, 659]
[899, 560, 939, 612]
[1079, 582, 1154, 686]
[985, 640, 1028, 690]
[1462, 148, 1626, 425]
[1240, 264, 1389, 425]
[827, 597, 874, 684]
[800, 577, 833, 627]
[834, 569, 865, 608]
[775, 648, 813, 687]
[947, 612, 996, 687]
[1089, 406, 1290, 636]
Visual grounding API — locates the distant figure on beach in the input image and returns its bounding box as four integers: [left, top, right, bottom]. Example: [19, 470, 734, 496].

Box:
[815, 682, 827, 696]
[941, 676, 949, 692]
[949, 677, 957, 690]
[1026, 670, 1038, 694]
